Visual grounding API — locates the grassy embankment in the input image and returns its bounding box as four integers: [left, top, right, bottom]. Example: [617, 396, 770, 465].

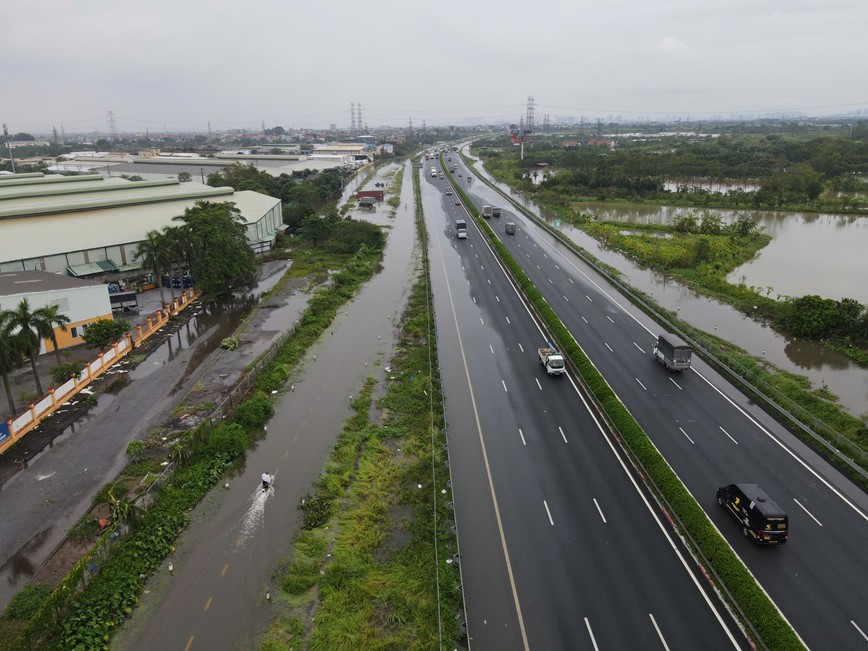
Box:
[0, 217, 390, 650]
[446, 163, 806, 650]
[258, 161, 461, 650]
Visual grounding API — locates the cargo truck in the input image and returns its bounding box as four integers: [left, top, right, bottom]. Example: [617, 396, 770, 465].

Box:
[505, 222, 516, 235]
[652, 332, 692, 371]
[481, 205, 492, 219]
[492, 207, 502, 217]
[538, 342, 566, 376]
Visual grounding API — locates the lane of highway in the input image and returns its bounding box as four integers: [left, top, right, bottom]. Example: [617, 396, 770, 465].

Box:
[423, 165, 744, 650]
[455, 153, 868, 650]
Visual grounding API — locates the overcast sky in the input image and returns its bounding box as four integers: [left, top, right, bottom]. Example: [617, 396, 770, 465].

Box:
[3, 0, 867, 134]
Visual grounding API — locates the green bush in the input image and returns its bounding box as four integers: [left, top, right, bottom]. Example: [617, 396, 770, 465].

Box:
[4, 584, 53, 620]
[199, 422, 250, 459]
[232, 393, 274, 430]
[49, 360, 86, 386]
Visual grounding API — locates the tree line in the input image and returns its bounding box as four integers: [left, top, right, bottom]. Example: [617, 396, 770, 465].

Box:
[480, 129, 868, 212]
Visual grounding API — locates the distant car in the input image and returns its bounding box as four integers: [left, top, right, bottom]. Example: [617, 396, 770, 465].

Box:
[445, 188, 453, 195]
[454, 199, 461, 205]
[458, 173, 462, 177]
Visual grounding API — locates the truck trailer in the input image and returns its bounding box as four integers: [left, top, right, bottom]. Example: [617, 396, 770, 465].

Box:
[652, 332, 693, 371]
[481, 205, 492, 219]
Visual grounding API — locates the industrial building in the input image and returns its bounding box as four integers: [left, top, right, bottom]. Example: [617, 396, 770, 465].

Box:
[0, 270, 111, 353]
[0, 173, 283, 278]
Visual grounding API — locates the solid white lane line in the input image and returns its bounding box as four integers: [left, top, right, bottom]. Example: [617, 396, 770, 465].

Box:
[718, 426, 738, 445]
[634, 341, 646, 353]
[606, 315, 614, 323]
[535, 378, 542, 390]
[518, 343, 524, 352]
[669, 377, 683, 390]
[489, 345, 494, 354]
[559, 426, 568, 443]
[793, 498, 823, 526]
[593, 498, 607, 523]
[604, 342, 613, 352]
[585, 618, 600, 651]
[518, 428, 527, 445]
[679, 427, 695, 445]
[851, 620, 868, 642]
[502, 380, 508, 393]
[505, 316, 511, 324]
[635, 378, 647, 391]
[543, 500, 555, 525]
[649, 613, 671, 651]
[581, 316, 588, 324]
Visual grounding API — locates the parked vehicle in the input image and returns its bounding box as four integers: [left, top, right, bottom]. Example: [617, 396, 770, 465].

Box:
[456, 219, 467, 239]
[538, 342, 566, 376]
[505, 222, 516, 235]
[716, 484, 789, 545]
[652, 332, 692, 371]
[358, 196, 376, 209]
[492, 207, 502, 217]
[481, 205, 492, 219]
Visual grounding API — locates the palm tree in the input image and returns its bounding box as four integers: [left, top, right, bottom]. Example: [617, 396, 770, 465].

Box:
[3, 298, 51, 395]
[162, 225, 188, 301]
[135, 230, 169, 306]
[0, 315, 25, 414]
[33, 303, 71, 366]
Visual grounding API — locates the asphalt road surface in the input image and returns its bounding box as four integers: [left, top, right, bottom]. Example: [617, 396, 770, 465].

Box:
[454, 152, 868, 650]
[423, 167, 745, 650]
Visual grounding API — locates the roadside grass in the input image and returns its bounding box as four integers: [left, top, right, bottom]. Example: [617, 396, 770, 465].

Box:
[261, 166, 462, 650]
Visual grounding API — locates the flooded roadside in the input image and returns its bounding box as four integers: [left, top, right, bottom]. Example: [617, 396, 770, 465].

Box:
[465, 151, 868, 419]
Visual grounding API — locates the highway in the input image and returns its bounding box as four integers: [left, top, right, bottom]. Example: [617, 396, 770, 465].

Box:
[422, 161, 745, 650]
[448, 152, 868, 650]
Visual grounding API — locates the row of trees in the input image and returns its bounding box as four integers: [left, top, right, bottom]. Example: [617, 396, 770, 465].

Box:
[134, 200, 256, 299]
[482, 131, 868, 211]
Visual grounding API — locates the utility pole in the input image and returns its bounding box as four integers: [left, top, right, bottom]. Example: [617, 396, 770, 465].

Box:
[3, 123, 16, 173]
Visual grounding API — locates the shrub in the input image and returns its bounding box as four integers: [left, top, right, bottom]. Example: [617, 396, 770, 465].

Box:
[232, 393, 274, 430]
[4, 584, 53, 620]
[49, 360, 86, 385]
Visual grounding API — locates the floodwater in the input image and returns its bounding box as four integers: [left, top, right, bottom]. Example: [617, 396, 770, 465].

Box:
[466, 152, 868, 419]
[574, 202, 868, 304]
[112, 161, 419, 650]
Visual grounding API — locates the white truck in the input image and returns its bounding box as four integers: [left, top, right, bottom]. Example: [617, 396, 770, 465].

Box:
[481, 205, 492, 219]
[538, 342, 566, 376]
[456, 219, 467, 239]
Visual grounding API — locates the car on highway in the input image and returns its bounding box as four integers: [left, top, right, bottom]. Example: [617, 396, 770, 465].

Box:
[446, 188, 453, 195]
[716, 483, 789, 545]
[454, 199, 461, 205]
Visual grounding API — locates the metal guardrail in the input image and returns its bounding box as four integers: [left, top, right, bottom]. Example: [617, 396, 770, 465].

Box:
[463, 150, 868, 480]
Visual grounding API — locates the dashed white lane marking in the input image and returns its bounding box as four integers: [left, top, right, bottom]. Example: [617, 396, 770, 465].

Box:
[678, 427, 695, 445]
[793, 498, 823, 526]
[669, 377, 683, 390]
[606, 315, 614, 323]
[490, 345, 494, 354]
[535, 378, 543, 390]
[543, 500, 555, 525]
[559, 426, 568, 443]
[518, 428, 527, 445]
[718, 426, 738, 445]
[518, 343, 524, 352]
[633, 341, 646, 353]
[581, 316, 588, 324]
[593, 498, 607, 523]
[505, 316, 511, 324]
[604, 343, 613, 352]
[585, 618, 600, 651]
[649, 613, 671, 651]
[502, 380, 508, 392]
[635, 378, 647, 391]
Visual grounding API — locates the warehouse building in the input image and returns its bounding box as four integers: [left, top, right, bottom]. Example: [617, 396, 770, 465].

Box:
[0, 270, 111, 353]
[0, 173, 283, 278]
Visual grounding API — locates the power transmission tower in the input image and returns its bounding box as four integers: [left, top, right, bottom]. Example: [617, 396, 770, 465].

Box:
[543, 114, 550, 132]
[52, 126, 59, 145]
[60, 124, 67, 144]
[408, 117, 413, 134]
[107, 110, 119, 141]
[350, 102, 356, 133]
[208, 122, 212, 137]
[525, 96, 535, 147]
[261, 119, 266, 132]
[580, 116, 585, 141]
[357, 103, 365, 134]
[3, 124, 16, 173]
